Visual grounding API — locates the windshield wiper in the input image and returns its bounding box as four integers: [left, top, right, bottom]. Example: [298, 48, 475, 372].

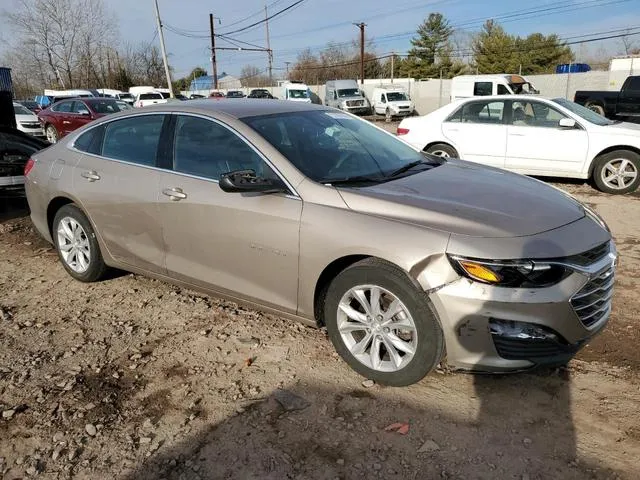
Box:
[386, 159, 438, 179]
[323, 175, 385, 186]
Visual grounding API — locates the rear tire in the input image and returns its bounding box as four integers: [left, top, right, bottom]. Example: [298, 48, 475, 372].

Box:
[586, 103, 605, 116]
[324, 258, 444, 387]
[593, 150, 640, 194]
[53, 204, 108, 282]
[424, 143, 458, 158]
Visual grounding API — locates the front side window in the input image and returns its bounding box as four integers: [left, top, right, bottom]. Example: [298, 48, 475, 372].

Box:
[511, 101, 566, 127]
[497, 84, 510, 95]
[52, 102, 73, 113]
[244, 110, 435, 184]
[90, 100, 122, 114]
[71, 101, 90, 115]
[173, 115, 271, 180]
[473, 82, 492, 96]
[447, 101, 505, 124]
[102, 115, 165, 166]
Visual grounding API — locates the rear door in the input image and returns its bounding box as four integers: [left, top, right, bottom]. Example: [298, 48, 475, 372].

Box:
[71, 114, 169, 274]
[505, 99, 588, 175]
[441, 99, 507, 168]
[617, 77, 640, 118]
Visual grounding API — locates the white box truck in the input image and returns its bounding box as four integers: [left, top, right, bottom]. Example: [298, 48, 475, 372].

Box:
[371, 85, 415, 120]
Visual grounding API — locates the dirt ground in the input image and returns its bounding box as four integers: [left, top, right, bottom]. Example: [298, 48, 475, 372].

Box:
[1, 178, 639, 480]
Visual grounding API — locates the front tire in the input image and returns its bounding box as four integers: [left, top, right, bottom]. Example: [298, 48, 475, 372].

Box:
[593, 150, 640, 194]
[53, 204, 108, 282]
[46, 124, 59, 143]
[424, 143, 458, 158]
[324, 258, 444, 387]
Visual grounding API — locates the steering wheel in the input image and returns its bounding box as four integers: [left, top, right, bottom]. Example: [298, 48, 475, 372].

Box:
[326, 151, 359, 177]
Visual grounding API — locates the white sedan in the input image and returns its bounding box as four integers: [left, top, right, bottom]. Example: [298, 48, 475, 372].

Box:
[397, 95, 640, 194]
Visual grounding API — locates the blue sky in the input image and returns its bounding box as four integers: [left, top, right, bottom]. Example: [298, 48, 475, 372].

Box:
[4, 0, 640, 78]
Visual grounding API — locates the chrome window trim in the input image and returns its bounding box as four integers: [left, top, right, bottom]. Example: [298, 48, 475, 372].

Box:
[66, 111, 301, 199]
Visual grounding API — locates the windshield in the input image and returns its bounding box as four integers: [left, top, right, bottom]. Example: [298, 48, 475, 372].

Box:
[13, 104, 33, 115]
[90, 100, 123, 114]
[243, 110, 436, 184]
[338, 88, 360, 98]
[386, 92, 408, 101]
[288, 89, 308, 99]
[552, 98, 615, 126]
[119, 93, 133, 100]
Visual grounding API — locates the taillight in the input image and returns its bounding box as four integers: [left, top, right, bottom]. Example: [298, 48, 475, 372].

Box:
[397, 127, 410, 135]
[24, 158, 35, 176]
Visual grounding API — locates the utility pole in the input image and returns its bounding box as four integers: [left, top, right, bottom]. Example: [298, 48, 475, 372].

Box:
[391, 51, 394, 83]
[285, 61, 291, 79]
[209, 13, 219, 90]
[353, 23, 366, 85]
[154, 0, 174, 97]
[265, 5, 273, 86]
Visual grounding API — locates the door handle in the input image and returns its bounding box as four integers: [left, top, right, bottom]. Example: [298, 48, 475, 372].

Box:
[446, 128, 459, 132]
[62, 121, 71, 124]
[81, 171, 100, 182]
[509, 133, 525, 136]
[162, 187, 187, 201]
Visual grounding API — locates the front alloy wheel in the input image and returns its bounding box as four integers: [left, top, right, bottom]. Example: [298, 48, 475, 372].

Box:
[325, 258, 444, 386]
[337, 285, 417, 372]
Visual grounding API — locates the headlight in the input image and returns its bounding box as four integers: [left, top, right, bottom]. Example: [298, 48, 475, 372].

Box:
[448, 255, 571, 288]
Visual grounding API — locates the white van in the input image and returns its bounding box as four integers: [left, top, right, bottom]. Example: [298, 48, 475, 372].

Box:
[450, 74, 539, 101]
[325, 80, 370, 115]
[97, 88, 135, 105]
[371, 86, 415, 119]
[280, 81, 312, 103]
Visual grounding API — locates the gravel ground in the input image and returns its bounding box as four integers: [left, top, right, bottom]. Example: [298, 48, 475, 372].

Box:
[1, 173, 639, 479]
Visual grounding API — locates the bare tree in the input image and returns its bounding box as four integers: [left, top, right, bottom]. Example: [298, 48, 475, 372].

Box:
[620, 29, 637, 56]
[240, 65, 268, 87]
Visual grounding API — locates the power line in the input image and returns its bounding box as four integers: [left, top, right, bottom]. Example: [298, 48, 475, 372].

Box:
[220, 0, 308, 36]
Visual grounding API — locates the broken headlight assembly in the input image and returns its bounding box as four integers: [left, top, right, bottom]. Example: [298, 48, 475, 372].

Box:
[447, 255, 571, 288]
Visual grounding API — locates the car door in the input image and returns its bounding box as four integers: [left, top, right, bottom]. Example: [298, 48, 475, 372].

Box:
[71, 114, 168, 274]
[157, 114, 302, 313]
[617, 76, 640, 118]
[50, 101, 74, 136]
[441, 99, 507, 168]
[69, 101, 92, 133]
[505, 100, 588, 176]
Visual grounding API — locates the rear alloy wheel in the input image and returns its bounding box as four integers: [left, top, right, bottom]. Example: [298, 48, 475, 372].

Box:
[324, 258, 444, 386]
[425, 143, 458, 158]
[593, 150, 640, 194]
[46, 124, 59, 143]
[586, 103, 605, 116]
[53, 204, 108, 282]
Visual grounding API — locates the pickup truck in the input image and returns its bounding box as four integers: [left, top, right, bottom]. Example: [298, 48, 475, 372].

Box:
[574, 76, 640, 121]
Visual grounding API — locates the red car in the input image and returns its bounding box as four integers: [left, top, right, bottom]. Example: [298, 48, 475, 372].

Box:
[208, 91, 225, 100]
[38, 98, 126, 143]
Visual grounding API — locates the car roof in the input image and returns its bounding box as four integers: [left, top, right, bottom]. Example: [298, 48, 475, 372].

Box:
[459, 95, 554, 102]
[139, 99, 330, 118]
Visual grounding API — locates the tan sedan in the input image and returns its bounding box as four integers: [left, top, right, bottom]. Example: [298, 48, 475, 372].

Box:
[25, 100, 615, 386]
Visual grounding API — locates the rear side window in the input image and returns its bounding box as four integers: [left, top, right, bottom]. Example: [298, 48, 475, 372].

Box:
[172, 115, 269, 180]
[447, 100, 505, 124]
[52, 102, 73, 113]
[102, 115, 165, 166]
[73, 126, 104, 155]
[473, 82, 492, 96]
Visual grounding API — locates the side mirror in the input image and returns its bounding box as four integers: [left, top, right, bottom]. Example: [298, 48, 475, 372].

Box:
[219, 169, 287, 194]
[558, 118, 577, 129]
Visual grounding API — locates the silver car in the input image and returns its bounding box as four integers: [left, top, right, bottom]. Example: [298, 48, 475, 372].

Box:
[25, 100, 616, 386]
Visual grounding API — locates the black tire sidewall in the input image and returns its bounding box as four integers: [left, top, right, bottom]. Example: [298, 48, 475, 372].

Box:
[53, 204, 107, 282]
[324, 261, 444, 387]
[593, 150, 640, 194]
[426, 143, 458, 158]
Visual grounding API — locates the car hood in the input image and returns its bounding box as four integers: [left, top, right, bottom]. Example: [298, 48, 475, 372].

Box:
[337, 159, 585, 238]
[15, 113, 39, 122]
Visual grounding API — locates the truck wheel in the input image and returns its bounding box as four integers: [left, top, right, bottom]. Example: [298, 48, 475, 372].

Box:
[586, 103, 605, 116]
[593, 150, 640, 194]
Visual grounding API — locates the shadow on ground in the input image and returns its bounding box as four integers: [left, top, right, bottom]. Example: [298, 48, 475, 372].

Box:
[120, 372, 617, 480]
